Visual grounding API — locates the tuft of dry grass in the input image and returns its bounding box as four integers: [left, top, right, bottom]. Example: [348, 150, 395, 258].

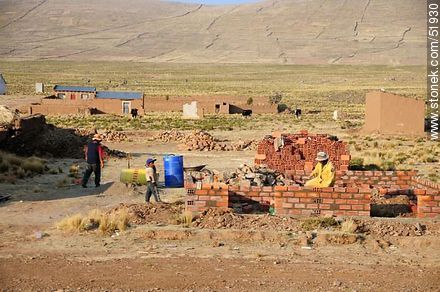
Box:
[340, 219, 358, 234]
[56, 214, 85, 232]
[56, 208, 130, 235]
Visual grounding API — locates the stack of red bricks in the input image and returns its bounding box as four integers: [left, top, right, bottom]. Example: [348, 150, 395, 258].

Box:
[254, 130, 350, 174]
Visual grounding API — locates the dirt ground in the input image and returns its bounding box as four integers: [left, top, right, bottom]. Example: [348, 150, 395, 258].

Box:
[1, 139, 440, 291]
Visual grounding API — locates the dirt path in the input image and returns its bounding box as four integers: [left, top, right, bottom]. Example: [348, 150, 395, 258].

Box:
[1, 255, 439, 291]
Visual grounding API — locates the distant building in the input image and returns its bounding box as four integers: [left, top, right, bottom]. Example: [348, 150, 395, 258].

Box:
[26, 85, 144, 115]
[0, 74, 6, 95]
[35, 83, 44, 94]
[363, 91, 425, 136]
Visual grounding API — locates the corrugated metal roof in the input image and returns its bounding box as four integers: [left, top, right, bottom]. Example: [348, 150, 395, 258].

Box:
[54, 85, 96, 92]
[96, 91, 143, 100]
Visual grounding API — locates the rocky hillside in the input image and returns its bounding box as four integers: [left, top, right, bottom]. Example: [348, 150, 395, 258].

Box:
[0, 0, 426, 64]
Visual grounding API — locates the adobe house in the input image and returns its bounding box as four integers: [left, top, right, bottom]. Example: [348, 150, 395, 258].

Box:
[363, 91, 425, 136]
[26, 85, 144, 115]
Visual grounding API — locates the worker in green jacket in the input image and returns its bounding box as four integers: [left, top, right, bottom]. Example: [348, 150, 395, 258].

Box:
[305, 151, 336, 188]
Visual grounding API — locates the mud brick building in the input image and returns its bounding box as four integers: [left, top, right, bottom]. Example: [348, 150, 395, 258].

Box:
[185, 131, 440, 218]
[363, 91, 425, 136]
[26, 85, 144, 115]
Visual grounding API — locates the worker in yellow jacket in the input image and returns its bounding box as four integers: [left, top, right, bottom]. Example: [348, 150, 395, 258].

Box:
[305, 152, 336, 188]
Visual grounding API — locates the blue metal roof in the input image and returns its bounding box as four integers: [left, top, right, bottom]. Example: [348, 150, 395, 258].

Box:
[54, 85, 96, 92]
[96, 91, 143, 100]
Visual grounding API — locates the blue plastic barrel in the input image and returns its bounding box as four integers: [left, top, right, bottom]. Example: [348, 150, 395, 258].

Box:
[163, 155, 184, 188]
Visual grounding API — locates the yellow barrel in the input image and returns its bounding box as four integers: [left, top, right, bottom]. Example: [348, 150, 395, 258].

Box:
[120, 168, 147, 185]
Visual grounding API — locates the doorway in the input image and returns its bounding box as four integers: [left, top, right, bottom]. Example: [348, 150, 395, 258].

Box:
[122, 101, 131, 114]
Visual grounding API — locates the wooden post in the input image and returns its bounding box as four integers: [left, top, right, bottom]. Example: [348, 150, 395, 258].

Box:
[127, 153, 131, 169]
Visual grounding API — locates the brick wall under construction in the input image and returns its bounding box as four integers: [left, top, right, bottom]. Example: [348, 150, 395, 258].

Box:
[185, 175, 440, 218]
[254, 130, 350, 173]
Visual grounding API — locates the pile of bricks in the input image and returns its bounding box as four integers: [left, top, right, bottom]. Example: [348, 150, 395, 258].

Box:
[255, 130, 350, 174]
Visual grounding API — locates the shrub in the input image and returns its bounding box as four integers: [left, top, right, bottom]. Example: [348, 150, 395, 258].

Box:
[269, 91, 283, 105]
[300, 217, 338, 231]
[277, 103, 289, 113]
[246, 97, 253, 105]
[340, 219, 358, 233]
[21, 158, 44, 174]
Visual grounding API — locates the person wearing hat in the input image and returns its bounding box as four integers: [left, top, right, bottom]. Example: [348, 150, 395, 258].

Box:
[304, 151, 335, 188]
[81, 134, 104, 188]
[145, 158, 161, 202]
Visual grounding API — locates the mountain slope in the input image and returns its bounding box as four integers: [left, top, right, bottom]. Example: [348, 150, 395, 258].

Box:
[0, 0, 426, 64]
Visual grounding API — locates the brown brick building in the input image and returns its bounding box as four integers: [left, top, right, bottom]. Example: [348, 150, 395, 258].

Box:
[27, 85, 144, 115]
[25, 85, 277, 116]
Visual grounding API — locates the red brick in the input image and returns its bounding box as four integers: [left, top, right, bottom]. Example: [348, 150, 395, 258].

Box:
[422, 213, 439, 218]
[195, 201, 206, 207]
[335, 210, 347, 216]
[319, 204, 331, 210]
[352, 205, 365, 211]
[300, 198, 314, 203]
[301, 209, 314, 215]
[273, 192, 283, 198]
[216, 201, 229, 207]
[255, 154, 266, 160]
[418, 195, 432, 202]
[335, 199, 347, 204]
[198, 195, 210, 201]
[340, 155, 351, 161]
[274, 185, 288, 191]
[294, 192, 307, 198]
[346, 211, 361, 216]
[251, 186, 262, 191]
[341, 193, 353, 199]
[359, 188, 372, 194]
[288, 209, 302, 215]
[306, 203, 319, 209]
[413, 189, 426, 195]
[202, 184, 213, 190]
[339, 205, 352, 210]
[294, 203, 306, 209]
[322, 187, 334, 192]
[357, 211, 371, 216]
[418, 206, 432, 212]
[287, 185, 301, 191]
[334, 187, 346, 192]
[287, 198, 300, 203]
[422, 201, 439, 207]
[431, 207, 440, 213]
[322, 198, 334, 204]
[306, 192, 319, 198]
[321, 193, 333, 198]
[346, 187, 359, 193]
[353, 193, 365, 199]
[340, 165, 349, 171]
[282, 202, 293, 208]
[262, 186, 273, 192]
[283, 192, 295, 197]
[195, 189, 208, 195]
